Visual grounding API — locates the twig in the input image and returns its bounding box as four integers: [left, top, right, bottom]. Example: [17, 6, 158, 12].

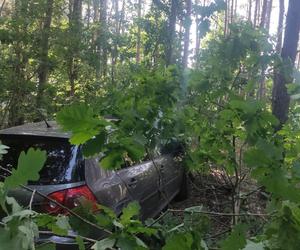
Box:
[168, 208, 272, 217]
[146, 149, 171, 206]
[148, 210, 170, 227]
[241, 186, 264, 198]
[38, 231, 97, 243]
[29, 189, 36, 210]
[204, 229, 231, 240]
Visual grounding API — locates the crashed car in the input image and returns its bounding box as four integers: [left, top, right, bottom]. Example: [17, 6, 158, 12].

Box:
[0, 121, 187, 248]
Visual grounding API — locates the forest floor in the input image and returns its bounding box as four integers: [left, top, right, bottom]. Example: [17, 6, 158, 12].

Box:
[170, 170, 269, 243]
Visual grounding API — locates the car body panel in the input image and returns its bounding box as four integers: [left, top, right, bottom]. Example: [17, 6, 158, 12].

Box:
[156, 155, 183, 200]
[116, 159, 161, 219]
[85, 158, 132, 216]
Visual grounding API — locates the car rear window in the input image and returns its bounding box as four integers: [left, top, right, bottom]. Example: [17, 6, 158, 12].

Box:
[0, 135, 85, 185]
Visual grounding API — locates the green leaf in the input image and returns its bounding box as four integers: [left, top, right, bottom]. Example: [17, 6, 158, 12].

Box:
[163, 233, 193, 250]
[82, 132, 107, 157]
[76, 236, 86, 250]
[0, 227, 23, 250]
[120, 201, 141, 225]
[243, 240, 265, 250]
[36, 243, 56, 250]
[4, 148, 46, 189]
[100, 149, 125, 170]
[221, 224, 247, 250]
[53, 216, 71, 235]
[92, 238, 116, 250]
[116, 235, 138, 250]
[56, 103, 108, 145]
[119, 137, 145, 161]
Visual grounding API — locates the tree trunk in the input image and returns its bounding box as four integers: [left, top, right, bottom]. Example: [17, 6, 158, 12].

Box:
[260, 0, 268, 28]
[195, 0, 205, 57]
[248, 0, 252, 23]
[224, 0, 229, 35]
[98, 0, 107, 77]
[165, 0, 178, 65]
[272, 0, 300, 127]
[275, 0, 284, 53]
[182, 0, 191, 69]
[0, 0, 6, 16]
[68, 0, 82, 97]
[8, 0, 29, 126]
[136, 0, 142, 63]
[253, 0, 260, 26]
[265, 0, 273, 32]
[36, 0, 54, 109]
[230, 0, 234, 24]
[111, 0, 119, 82]
[234, 0, 237, 20]
[87, 0, 91, 28]
[93, 0, 99, 22]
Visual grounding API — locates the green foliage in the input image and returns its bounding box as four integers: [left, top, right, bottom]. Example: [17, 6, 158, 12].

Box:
[57, 66, 181, 169]
[163, 232, 193, 250]
[264, 202, 300, 250]
[56, 103, 109, 145]
[4, 148, 46, 189]
[92, 238, 116, 250]
[220, 224, 247, 250]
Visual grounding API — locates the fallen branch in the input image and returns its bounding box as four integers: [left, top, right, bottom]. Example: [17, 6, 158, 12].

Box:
[168, 208, 272, 217]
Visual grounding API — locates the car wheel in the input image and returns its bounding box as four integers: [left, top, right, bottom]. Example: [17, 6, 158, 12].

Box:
[174, 172, 188, 201]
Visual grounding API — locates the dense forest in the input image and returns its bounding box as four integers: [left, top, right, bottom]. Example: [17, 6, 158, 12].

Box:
[0, 0, 300, 249]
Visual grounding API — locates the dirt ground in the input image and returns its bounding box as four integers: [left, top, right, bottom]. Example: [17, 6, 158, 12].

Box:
[170, 171, 268, 242]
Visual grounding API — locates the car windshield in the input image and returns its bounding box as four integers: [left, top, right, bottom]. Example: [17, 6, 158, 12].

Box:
[0, 135, 84, 185]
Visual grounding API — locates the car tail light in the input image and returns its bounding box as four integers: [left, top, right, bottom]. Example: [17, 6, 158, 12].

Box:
[43, 185, 98, 215]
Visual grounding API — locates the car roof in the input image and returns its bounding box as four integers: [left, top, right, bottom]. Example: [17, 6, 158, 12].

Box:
[0, 121, 71, 139]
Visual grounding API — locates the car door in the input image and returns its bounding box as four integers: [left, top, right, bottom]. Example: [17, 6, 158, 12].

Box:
[117, 159, 161, 220]
[157, 155, 183, 201]
[85, 158, 132, 216]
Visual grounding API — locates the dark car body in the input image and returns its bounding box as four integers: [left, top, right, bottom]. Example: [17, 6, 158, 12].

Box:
[0, 121, 184, 247]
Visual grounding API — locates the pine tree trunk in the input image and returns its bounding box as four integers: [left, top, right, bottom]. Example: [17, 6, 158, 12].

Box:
[230, 0, 234, 24]
[224, 0, 229, 35]
[165, 0, 178, 65]
[248, 0, 252, 22]
[265, 0, 273, 32]
[195, 0, 205, 57]
[253, 0, 260, 27]
[99, 0, 107, 76]
[111, 0, 119, 82]
[260, 0, 268, 28]
[93, 0, 99, 22]
[8, 0, 28, 126]
[68, 0, 82, 97]
[275, 0, 284, 53]
[136, 0, 142, 63]
[87, 0, 91, 28]
[234, 0, 237, 20]
[182, 0, 191, 69]
[272, 0, 300, 127]
[36, 0, 54, 109]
